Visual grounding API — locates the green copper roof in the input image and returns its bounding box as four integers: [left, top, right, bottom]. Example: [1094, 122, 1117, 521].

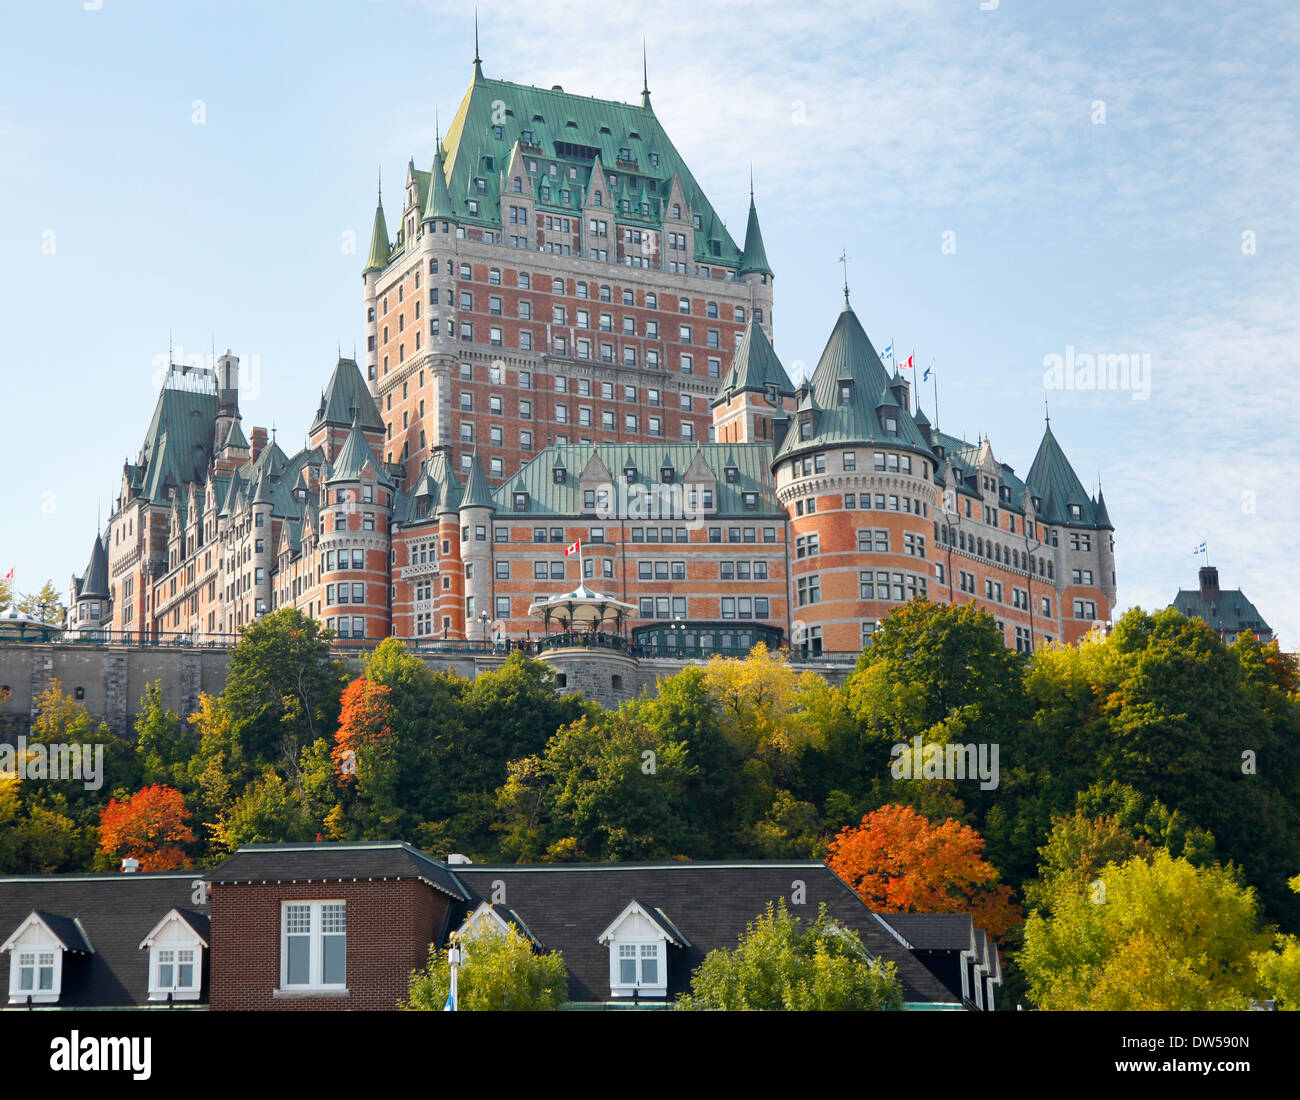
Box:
[311, 358, 384, 435]
[252, 468, 275, 505]
[1171, 585, 1271, 637]
[1025, 423, 1098, 527]
[498, 442, 781, 518]
[422, 144, 457, 221]
[738, 194, 773, 277]
[459, 451, 496, 511]
[79, 532, 109, 599]
[328, 416, 393, 487]
[1094, 488, 1112, 529]
[438, 72, 742, 264]
[223, 418, 249, 451]
[219, 470, 243, 517]
[396, 449, 462, 525]
[364, 195, 391, 273]
[714, 317, 793, 405]
[136, 383, 218, 504]
[774, 301, 930, 463]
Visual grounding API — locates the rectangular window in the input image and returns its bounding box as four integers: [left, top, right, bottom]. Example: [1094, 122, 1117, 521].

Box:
[282, 901, 346, 990]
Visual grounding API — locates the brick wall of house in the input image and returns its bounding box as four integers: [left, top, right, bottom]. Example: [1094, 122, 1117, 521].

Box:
[209, 878, 451, 1011]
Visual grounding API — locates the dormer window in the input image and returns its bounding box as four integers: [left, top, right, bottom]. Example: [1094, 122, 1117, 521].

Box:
[619, 147, 631, 161]
[474, 177, 486, 194]
[1069, 503, 1082, 519]
[884, 415, 898, 435]
[661, 466, 675, 483]
[522, 129, 534, 144]
[725, 465, 739, 483]
[553, 467, 566, 484]
[838, 380, 853, 405]
[597, 901, 686, 1000]
[2, 912, 89, 1005]
[513, 492, 529, 511]
[800, 419, 813, 441]
[625, 465, 637, 483]
[139, 909, 207, 1002]
[512, 177, 522, 192]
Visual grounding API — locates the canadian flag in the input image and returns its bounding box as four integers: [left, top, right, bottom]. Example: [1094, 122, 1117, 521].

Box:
[3, 569, 12, 580]
[900, 354, 914, 371]
[564, 538, 582, 558]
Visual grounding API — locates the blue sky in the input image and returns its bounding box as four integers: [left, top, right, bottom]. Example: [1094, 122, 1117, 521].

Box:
[2, 0, 1296, 644]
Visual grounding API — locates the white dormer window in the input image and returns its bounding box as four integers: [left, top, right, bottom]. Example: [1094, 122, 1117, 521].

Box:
[139, 909, 207, 1002]
[597, 900, 686, 999]
[3, 912, 85, 1005]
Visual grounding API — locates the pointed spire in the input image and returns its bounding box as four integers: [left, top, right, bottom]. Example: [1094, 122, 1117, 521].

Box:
[473, 11, 483, 80]
[739, 182, 773, 278]
[641, 40, 651, 109]
[423, 137, 457, 222]
[460, 451, 495, 511]
[364, 181, 390, 273]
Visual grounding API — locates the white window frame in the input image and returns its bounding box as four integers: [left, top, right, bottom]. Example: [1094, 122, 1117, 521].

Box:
[2, 913, 69, 1004]
[596, 900, 680, 999]
[139, 908, 207, 1002]
[279, 900, 347, 993]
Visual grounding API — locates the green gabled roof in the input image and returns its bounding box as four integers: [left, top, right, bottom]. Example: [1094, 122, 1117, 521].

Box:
[714, 317, 793, 405]
[439, 72, 742, 262]
[422, 144, 457, 221]
[738, 194, 773, 277]
[459, 451, 496, 511]
[1025, 423, 1097, 527]
[136, 383, 219, 504]
[1171, 586, 1270, 637]
[223, 418, 249, 451]
[774, 300, 931, 463]
[311, 358, 384, 435]
[252, 468, 275, 505]
[496, 442, 780, 517]
[328, 417, 393, 487]
[219, 471, 243, 517]
[397, 449, 462, 524]
[79, 533, 109, 599]
[364, 195, 391, 273]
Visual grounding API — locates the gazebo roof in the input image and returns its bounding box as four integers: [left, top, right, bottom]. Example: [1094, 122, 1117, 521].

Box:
[527, 584, 636, 625]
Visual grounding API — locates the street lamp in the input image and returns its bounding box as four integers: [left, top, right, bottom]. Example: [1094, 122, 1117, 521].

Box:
[478, 610, 489, 644]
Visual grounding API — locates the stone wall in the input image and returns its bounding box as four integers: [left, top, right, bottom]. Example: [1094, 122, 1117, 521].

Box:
[0, 640, 855, 741]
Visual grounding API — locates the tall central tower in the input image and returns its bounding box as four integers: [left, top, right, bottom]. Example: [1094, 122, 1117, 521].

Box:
[362, 45, 778, 492]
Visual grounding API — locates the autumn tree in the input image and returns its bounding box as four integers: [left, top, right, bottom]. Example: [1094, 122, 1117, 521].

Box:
[98, 784, 195, 870]
[402, 918, 569, 1011]
[16, 580, 64, 625]
[826, 804, 1021, 939]
[0, 575, 11, 611]
[679, 900, 902, 1011]
[1020, 849, 1270, 1010]
[1253, 874, 1300, 1010]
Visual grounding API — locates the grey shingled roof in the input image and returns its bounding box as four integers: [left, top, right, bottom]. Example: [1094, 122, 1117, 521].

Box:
[0, 873, 208, 1007]
[78, 533, 109, 599]
[205, 842, 468, 900]
[1171, 587, 1271, 637]
[447, 861, 959, 1006]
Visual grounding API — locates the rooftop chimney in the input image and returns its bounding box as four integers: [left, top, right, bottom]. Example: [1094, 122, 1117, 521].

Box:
[250, 426, 268, 463]
[446, 853, 473, 865]
[121, 856, 140, 873]
[1198, 565, 1220, 598]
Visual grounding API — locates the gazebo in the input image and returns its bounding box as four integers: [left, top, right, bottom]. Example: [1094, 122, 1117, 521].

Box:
[527, 584, 636, 651]
[0, 606, 63, 643]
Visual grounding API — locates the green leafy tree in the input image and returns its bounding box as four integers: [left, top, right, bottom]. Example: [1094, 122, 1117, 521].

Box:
[401, 917, 568, 1010]
[135, 681, 191, 787]
[1020, 849, 1270, 1010]
[1254, 874, 1300, 1010]
[221, 609, 347, 776]
[679, 899, 902, 1011]
[209, 767, 315, 854]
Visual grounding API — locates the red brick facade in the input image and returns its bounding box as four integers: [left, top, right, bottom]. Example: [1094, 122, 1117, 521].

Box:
[209, 878, 451, 1011]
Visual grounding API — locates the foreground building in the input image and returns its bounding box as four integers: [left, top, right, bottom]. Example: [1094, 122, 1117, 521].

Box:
[2, 842, 1001, 1010]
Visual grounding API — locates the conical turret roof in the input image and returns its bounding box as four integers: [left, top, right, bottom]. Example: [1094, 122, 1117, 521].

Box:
[364, 193, 391, 273]
[328, 414, 393, 487]
[1026, 422, 1097, 527]
[459, 451, 495, 510]
[79, 533, 109, 599]
[714, 316, 793, 405]
[739, 193, 773, 277]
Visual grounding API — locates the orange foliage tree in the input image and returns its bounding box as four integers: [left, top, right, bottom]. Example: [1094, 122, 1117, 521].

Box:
[331, 677, 393, 783]
[98, 784, 195, 871]
[825, 804, 1021, 939]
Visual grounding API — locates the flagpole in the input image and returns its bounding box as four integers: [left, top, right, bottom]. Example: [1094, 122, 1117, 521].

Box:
[932, 359, 939, 432]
